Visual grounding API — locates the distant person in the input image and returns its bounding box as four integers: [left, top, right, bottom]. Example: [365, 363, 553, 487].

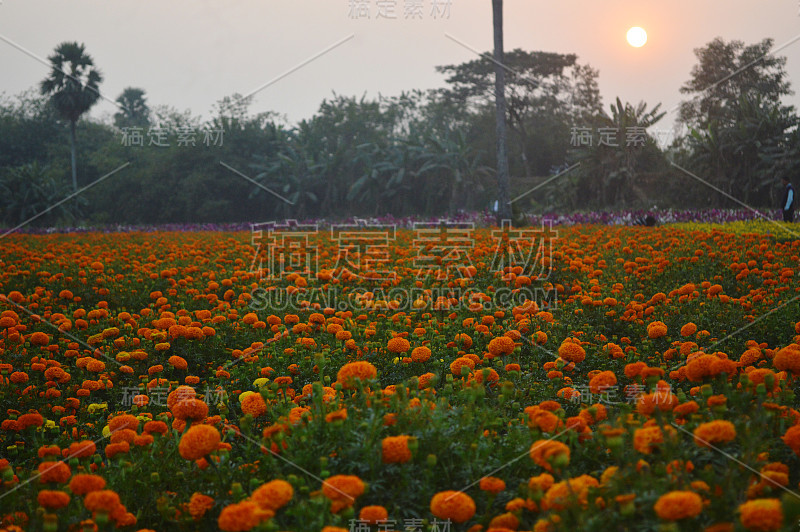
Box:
[781, 176, 795, 222]
[633, 214, 657, 227]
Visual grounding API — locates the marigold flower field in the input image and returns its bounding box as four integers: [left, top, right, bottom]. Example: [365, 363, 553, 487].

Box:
[1, 223, 799, 531]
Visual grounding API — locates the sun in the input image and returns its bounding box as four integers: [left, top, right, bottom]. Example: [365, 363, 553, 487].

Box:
[627, 27, 647, 48]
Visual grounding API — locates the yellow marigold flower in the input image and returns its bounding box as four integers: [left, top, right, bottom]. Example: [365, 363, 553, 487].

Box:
[430, 491, 476, 524]
[250, 480, 293, 511]
[738, 498, 782, 531]
[693, 420, 736, 447]
[382, 435, 412, 464]
[653, 491, 703, 520]
[178, 424, 221, 461]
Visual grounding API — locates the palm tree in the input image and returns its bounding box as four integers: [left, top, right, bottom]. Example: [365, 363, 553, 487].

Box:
[40, 42, 103, 192]
[492, 0, 512, 221]
[114, 87, 150, 129]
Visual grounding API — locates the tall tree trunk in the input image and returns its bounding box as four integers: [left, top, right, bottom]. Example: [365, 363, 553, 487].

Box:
[69, 120, 78, 192]
[492, 0, 512, 222]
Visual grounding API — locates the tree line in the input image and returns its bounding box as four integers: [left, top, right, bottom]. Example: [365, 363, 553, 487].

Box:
[1, 36, 797, 227]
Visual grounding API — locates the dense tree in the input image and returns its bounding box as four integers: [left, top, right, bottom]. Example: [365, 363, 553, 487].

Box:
[566, 98, 667, 209]
[679, 37, 792, 130]
[437, 49, 602, 180]
[40, 42, 103, 192]
[677, 37, 798, 208]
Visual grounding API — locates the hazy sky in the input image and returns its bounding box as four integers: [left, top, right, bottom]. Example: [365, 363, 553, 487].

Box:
[2, 0, 800, 132]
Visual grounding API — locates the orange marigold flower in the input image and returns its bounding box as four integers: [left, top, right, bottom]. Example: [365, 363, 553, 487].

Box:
[526, 407, 562, 433]
[68, 474, 106, 496]
[653, 491, 703, 520]
[529, 440, 570, 472]
[681, 323, 698, 337]
[634, 426, 675, 454]
[430, 491, 476, 524]
[188, 492, 215, 520]
[172, 398, 209, 421]
[693, 420, 736, 447]
[382, 435, 412, 464]
[105, 442, 130, 459]
[179, 424, 221, 461]
[781, 425, 800, 456]
[65, 440, 96, 459]
[411, 346, 431, 362]
[38, 461, 71, 484]
[168, 355, 188, 370]
[217, 501, 272, 532]
[387, 337, 410, 353]
[322, 475, 365, 504]
[37, 489, 70, 509]
[588, 371, 617, 394]
[167, 385, 196, 409]
[240, 393, 267, 417]
[143, 420, 169, 435]
[479, 476, 506, 494]
[19, 412, 44, 429]
[359, 505, 388, 524]
[738, 498, 783, 531]
[251, 480, 293, 511]
[557, 339, 585, 363]
[647, 321, 668, 339]
[636, 392, 679, 416]
[108, 414, 139, 432]
[529, 473, 555, 493]
[450, 356, 476, 376]
[325, 408, 347, 423]
[542, 475, 599, 511]
[84, 489, 121, 513]
[336, 361, 377, 388]
[30, 332, 50, 346]
[454, 333, 473, 349]
[488, 336, 516, 357]
[773, 345, 800, 375]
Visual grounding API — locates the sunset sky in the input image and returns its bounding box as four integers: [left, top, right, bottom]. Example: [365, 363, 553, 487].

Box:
[2, 0, 799, 134]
